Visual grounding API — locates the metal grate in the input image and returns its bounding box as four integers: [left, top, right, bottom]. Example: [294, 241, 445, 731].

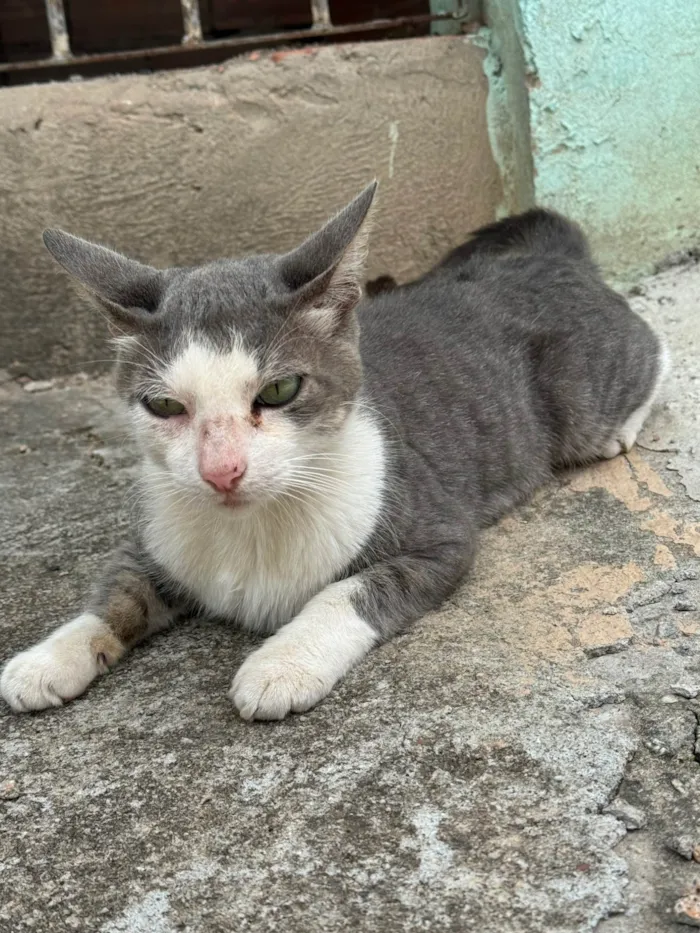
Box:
[0, 0, 481, 85]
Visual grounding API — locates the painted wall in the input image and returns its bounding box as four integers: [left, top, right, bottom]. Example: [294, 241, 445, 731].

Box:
[515, 0, 700, 279]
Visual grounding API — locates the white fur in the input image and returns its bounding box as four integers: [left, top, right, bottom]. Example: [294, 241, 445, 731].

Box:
[167, 339, 260, 417]
[0, 614, 112, 712]
[125, 339, 387, 630]
[601, 340, 671, 459]
[140, 401, 386, 631]
[230, 578, 378, 720]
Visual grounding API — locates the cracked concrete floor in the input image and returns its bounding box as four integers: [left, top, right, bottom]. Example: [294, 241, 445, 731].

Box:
[1, 262, 699, 933]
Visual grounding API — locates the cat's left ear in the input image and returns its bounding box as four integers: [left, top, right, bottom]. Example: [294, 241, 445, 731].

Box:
[42, 229, 164, 333]
[276, 181, 377, 320]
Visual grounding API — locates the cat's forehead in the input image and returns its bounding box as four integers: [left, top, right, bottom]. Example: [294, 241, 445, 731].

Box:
[158, 256, 292, 349]
[166, 339, 261, 411]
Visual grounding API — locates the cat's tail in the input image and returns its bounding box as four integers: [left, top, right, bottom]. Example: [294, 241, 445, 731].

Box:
[441, 208, 592, 268]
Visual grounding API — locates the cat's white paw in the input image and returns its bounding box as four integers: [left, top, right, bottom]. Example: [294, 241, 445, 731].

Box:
[601, 346, 670, 460]
[0, 614, 115, 713]
[601, 419, 643, 459]
[600, 437, 625, 459]
[229, 580, 378, 721]
[230, 646, 331, 721]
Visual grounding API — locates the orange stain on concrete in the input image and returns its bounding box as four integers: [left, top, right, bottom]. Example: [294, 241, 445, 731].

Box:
[568, 451, 672, 513]
[641, 511, 700, 557]
[575, 612, 634, 652]
[654, 544, 677, 569]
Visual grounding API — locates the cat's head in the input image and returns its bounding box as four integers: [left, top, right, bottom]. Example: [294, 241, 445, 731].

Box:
[43, 183, 377, 509]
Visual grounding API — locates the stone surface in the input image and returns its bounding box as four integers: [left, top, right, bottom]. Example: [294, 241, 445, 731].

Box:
[602, 799, 647, 832]
[0, 37, 501, 378]
[667, 837, 700, 862]
[1, 262, 700, 931]
[672, 686, 700, 700]
[675, 892, 700, 927]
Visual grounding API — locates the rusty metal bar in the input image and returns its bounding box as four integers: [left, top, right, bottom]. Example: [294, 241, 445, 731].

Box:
[180, 0, 204, 44]
[430, 0, 479, 35]
[0, 11, 479, 79]
[310, 0, 332, 29]
[44, 0, 71, 60]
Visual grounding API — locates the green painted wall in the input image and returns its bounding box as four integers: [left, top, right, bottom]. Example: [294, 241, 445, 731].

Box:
[479, 0, 535, 216]
[487, 0, 700, 279]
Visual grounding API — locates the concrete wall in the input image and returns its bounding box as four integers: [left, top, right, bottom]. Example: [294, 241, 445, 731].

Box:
[0, 37, 502, 378]
[514, 0, 700, 279]
[479, 0, 535, 216]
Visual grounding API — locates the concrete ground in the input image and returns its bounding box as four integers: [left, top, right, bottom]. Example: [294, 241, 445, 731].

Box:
[1, 262, 699, 933]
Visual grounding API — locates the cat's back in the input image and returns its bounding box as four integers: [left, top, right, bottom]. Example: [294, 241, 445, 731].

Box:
[356, 210, 662, 528]
[356, 251, 579, 386]
[358, 209, 650, 380]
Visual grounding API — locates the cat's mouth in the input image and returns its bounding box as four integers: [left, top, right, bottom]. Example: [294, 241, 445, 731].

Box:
[218, 491, 244, 509]
[216, 488, 255, 510]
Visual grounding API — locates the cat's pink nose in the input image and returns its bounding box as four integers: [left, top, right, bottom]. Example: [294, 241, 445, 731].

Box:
[201, 462, 246, 493]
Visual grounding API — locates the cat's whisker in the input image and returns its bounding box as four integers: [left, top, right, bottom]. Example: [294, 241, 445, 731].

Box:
[284, 473, 345, 490]
[283, 452, 356, 463]
[341, 399, 403, 441]
[261, 316, 312, 368]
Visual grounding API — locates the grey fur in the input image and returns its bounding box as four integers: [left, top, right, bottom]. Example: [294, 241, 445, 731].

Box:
[351, 207, 662, 637]
[43, 193, 663, 667]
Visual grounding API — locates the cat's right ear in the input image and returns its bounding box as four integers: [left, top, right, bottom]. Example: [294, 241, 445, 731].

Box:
[42, 229, 164, 334]
[276, 182, 377, 324]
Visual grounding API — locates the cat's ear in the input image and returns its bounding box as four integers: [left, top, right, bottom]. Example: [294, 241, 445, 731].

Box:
[43, 229, 164, 333]
[277, 182, 377, 320]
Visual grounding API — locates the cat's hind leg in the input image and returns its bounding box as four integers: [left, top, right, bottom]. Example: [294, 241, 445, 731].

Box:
[600, 342, 671, 460]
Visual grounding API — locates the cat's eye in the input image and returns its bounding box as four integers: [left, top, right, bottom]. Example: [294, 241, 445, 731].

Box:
[142, 397, 187, 418]
[255, 375, 302, 407]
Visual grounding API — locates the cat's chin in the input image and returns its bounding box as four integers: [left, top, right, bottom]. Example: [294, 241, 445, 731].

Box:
[217, 492, 250, 510]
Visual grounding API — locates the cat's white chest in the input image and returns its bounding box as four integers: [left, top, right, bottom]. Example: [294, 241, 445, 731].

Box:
[149, 518, 339, 630]
[143, 496, 379, 632]
[140, 414, 386, 633]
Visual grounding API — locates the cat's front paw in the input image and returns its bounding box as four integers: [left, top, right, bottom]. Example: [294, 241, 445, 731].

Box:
[229, 644, 331, 721]
[0, 614, 120, 713]
[230, 584, 377, 721]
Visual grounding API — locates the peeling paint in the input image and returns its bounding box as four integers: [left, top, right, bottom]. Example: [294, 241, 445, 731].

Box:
[555, 563, 645, 605]
[540, 563, 644, 656]
[515, 0, 700, 279]
[576, 612, 634, 654]
[626, 449, 673, 499]
[569, 458, 651, 513]
[654, 544, 677, 570]
[568, 451, 673, 514]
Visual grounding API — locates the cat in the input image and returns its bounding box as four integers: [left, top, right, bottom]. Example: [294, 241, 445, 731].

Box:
[0, 183, 668, 720]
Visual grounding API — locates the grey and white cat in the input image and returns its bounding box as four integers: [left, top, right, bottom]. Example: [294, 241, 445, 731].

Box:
[1, 184, 668, 720]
